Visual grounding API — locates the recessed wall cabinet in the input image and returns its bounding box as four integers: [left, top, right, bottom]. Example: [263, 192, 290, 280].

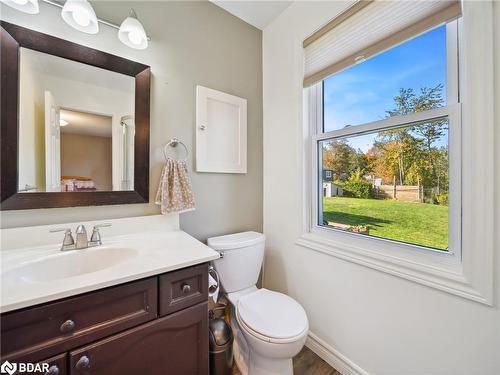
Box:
[0, 263, 209, 375]
[196, 86, 247, 174]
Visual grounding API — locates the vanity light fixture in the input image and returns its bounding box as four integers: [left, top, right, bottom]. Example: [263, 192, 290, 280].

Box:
[118, 9, 148, 50]
[0, 0, 39, 14]
[59, 119, 69, 126]
[61, 0, 98, 34]
[3, 0, 151, 49]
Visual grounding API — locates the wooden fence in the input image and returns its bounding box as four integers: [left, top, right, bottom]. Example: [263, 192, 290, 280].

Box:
[374, 184, 422, 202]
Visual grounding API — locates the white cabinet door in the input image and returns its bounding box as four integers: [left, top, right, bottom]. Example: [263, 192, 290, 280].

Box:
[196, 86, 247, 174]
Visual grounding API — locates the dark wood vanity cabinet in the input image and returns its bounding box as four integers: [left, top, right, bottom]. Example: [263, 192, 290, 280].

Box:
[1, 263, 209, 375]
[70, 303, 208, 375]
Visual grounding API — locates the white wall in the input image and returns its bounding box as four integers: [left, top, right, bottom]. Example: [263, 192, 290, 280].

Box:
[18, 53, 44, 191]
[1, 1, 263, 241]
[263, 1, 500, 374]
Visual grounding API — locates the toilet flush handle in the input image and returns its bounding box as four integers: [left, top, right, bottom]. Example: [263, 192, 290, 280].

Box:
[219, 251, 225, 259]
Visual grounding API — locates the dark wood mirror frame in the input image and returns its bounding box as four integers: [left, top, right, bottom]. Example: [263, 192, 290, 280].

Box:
[1, 21, 150, 210]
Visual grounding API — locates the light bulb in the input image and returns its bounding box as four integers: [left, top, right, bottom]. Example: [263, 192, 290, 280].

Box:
[59, 119, 69, 127]
[0, 0, 39, 14]
[61, 0, 98, 34]
[128, 31, 143, 45]
[72, 10, 91, 27]
[118, 9, 148, 50]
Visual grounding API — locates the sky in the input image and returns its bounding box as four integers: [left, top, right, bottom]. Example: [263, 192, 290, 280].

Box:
[323, 25, 448, 153]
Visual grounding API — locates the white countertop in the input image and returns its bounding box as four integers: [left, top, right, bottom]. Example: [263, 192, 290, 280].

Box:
[1, 217, 220, 313]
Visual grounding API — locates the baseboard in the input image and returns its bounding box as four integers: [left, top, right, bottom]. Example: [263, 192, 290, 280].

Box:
[305, 331, 370, 375]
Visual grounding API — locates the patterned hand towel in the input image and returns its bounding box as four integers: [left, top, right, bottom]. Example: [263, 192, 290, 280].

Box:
[155, 158, 195, 214]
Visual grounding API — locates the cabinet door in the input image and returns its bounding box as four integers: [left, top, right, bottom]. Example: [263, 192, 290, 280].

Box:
[196, 85, 247, 174]
[69, 302, 208, 375]
[15, 353, 66, 375]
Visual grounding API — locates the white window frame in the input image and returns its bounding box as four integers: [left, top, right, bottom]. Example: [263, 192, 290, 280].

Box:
[297, 3, 495, 305]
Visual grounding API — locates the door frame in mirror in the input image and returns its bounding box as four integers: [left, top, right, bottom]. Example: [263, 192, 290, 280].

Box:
[1, 21, 150, 210]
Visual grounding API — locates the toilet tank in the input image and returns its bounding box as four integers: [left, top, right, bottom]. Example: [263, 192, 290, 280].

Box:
[208, 232, 265, 293]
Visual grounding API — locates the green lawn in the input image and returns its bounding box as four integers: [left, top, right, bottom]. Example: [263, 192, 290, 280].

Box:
[323, 197, 448, 250]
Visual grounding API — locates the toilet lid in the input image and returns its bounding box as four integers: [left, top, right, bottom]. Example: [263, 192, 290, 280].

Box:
[237, 289, 308, 340]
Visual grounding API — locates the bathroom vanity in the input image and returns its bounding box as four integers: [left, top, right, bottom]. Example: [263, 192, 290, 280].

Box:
[0, 216, 220, 375]
[2, 264, 208, 374]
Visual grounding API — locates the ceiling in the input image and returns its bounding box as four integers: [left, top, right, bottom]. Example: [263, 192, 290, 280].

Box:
[210, 1, 293, 30]
[60, 109, 112, 138]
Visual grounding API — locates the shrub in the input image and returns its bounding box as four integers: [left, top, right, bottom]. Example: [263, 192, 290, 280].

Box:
[433, 192, 448, 206]
[336, 180, 373, 199]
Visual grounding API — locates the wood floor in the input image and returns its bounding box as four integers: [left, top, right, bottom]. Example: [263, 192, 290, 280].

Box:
[232, 346, 340, 375]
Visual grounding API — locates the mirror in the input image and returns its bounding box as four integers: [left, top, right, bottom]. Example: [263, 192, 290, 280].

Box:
[18, 48, 135, 193]
[1, 21, 150, 210]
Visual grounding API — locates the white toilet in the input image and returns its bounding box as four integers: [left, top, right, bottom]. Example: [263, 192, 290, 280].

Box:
[208, 232, 309, 375]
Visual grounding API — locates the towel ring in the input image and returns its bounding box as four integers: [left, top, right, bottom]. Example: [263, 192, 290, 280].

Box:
[163, 138, 189, 161]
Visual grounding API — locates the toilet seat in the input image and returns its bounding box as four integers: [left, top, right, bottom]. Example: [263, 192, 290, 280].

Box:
[236, 289, 308, 344]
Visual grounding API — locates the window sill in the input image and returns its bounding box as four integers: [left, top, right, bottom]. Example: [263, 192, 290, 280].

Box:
[296, 231, 490, 305]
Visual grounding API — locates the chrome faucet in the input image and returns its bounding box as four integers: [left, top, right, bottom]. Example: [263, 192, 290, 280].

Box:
[75, 225, 88, 249]
[50, 223, 111, 251]
[49, 228, 75, 251]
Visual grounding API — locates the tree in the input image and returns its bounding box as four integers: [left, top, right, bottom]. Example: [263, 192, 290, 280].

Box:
[322, 84, 448, 197]
[383, 84, 447, 185]
[323, 139, 353, 178]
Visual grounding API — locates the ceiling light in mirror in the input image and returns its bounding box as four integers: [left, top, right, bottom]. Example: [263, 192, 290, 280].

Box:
[118, 9, 148, 50]
[59, 119, 69, 127]
[0, 0, 39, 14]
[61, 0, 98, 34]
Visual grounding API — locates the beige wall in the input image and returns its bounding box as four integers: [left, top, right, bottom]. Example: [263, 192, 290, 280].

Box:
[61, 133, 112, 191]
[0, 1, 263, 241]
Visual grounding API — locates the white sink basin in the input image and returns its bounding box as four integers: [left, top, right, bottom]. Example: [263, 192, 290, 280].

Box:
[3, 247, 138, 284]
[1, 218, 221, 313]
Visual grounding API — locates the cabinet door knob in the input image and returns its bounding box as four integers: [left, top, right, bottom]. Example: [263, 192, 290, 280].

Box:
[75, 355, 90, 370]
[60, 319, 76, 333]
[182, 283, 191, 293]
[45, 365, 60, 375]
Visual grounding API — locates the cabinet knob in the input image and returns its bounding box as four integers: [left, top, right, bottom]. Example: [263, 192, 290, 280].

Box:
[199, 125, 206, 130]
[60, 319, 76, 333]
[45, 365, 60, 375]
[182, 283, 191, 293]
[75, 355, 90, 370]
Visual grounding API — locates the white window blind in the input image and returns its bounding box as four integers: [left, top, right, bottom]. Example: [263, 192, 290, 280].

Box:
[303, 0, 461, 87]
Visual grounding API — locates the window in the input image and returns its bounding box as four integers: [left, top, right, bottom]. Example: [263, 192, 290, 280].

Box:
[314, 24, 459, 252]
[317, 25, 457, 252]
[300, 1, 495, 305]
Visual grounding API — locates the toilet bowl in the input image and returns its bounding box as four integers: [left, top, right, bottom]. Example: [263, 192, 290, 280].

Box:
[208, 232, 309, 375]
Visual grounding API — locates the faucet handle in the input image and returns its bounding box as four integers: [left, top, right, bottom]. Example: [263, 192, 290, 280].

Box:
[90, 223, 111, 246]
[49, 228, 75, 250]
[50, 227, 71, 233]
[93, 223, 112, 229]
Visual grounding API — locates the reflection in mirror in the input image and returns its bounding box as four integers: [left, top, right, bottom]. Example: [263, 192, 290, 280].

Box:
[18, 47, 135, 193]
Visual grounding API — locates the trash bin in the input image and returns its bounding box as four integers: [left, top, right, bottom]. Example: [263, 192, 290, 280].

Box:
[209, 318, 234, 375]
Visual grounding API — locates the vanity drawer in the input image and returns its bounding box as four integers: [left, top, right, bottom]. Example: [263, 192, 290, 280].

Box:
[1, 277, 157, 362]
[159, 263, 208, 316]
